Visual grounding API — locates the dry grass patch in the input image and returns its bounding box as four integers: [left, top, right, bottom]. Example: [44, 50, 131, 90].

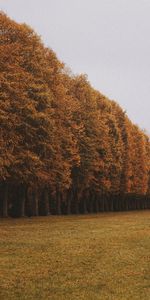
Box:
[0, 211, 150, 299]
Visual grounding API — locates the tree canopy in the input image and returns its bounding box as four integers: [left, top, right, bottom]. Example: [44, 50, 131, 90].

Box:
[0, 12, 150, 217]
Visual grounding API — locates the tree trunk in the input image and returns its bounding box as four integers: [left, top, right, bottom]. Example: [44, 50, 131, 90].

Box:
[89, 201, 93, 213]
[104, 195, 109, 212]
[89, 192, 94, 213]
[44, 189, 50, 215]
[66, 190, 72, 215]
[3, 183, 8, 217]
[83, 197, 88, 214]
[75, 201, 79, 214]
[110, 196, 114, 211]
[56, 190, 61, 215]
[95, 196, 99, 213]
[33, 189, 39, 216]
[101, 196, 105, 212]
[74, 191, 79, 214]
[20, 186, 26, 217]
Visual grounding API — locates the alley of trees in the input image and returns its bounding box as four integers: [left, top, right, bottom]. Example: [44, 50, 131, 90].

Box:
[0, 12, 150, 217]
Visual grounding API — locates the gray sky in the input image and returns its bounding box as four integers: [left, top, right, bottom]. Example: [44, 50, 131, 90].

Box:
[1, 0, 150, 132]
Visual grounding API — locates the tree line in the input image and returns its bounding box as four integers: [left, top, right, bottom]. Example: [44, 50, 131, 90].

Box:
[0, 12, 150, 217]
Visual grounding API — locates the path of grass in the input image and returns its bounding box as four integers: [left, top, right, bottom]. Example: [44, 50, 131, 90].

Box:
[0, 211, 150, 300]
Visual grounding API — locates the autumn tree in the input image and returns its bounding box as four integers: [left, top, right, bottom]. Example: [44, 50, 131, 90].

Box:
[0, 12, 150, 217]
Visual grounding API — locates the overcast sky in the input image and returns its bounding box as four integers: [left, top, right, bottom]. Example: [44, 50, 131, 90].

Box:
[1, 0, 150, 131]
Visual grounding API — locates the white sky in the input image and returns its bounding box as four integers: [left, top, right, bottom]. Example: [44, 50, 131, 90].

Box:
[1, 0, 150, 131]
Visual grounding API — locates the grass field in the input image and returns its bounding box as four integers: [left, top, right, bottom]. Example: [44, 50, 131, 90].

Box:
[0, 211, 150, 300]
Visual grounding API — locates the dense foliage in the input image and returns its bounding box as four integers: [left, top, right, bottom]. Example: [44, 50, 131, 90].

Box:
[0, 12, 150, 217]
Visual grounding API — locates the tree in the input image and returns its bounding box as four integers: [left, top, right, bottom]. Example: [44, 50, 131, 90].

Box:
[0, 12, 150, 216]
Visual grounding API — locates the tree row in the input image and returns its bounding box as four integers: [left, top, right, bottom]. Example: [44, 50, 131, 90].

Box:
[0, 12, 150, 217]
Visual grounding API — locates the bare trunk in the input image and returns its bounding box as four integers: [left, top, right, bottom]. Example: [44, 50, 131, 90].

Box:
[75, 191, 79, 214]
[104, 195, 109, 212]
[110, 196, 114, 211]
[101, 196, 104, 212]
[44, 189, 50, 215]
[95, 196, 99, 213]
[66, 190, 72, 215]
[89, 192, 94, 213]
[33, 189, 39, 216]
[3, 183, 8, 217]
[56, 190, 61, 215]
[20, 187, 26, 217]
[83, 197, 88, 214]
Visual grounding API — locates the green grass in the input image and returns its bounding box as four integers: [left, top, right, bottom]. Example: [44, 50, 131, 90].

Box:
[0, 211, 150, 300]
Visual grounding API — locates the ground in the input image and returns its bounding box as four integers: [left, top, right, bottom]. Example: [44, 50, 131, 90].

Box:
[0, 210, 150, 300]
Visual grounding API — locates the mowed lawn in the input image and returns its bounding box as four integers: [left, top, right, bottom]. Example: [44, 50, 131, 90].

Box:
[0, 211, 150, 300]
